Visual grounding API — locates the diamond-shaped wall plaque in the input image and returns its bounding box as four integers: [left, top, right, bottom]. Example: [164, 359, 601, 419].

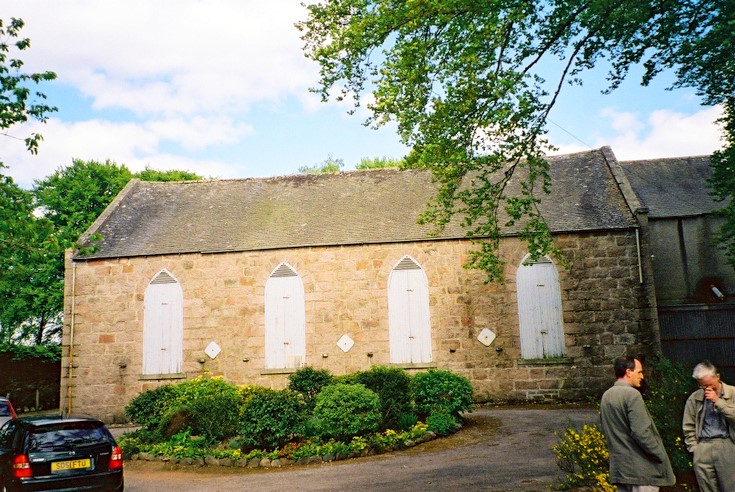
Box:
[337, 334, 354, 353]
[477, 328, 497, 347]
[205, 341, 221, 359]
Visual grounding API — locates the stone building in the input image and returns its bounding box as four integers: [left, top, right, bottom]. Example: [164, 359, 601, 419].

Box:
[621, 156, 735, 381]
[61, 147, 660, 423]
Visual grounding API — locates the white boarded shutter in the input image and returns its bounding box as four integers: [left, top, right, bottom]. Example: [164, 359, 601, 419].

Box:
[143, 270, 184, 374]
[265, 263, 306, 369]
[517, 256, 565, 358]
[388, 256, 432, 363]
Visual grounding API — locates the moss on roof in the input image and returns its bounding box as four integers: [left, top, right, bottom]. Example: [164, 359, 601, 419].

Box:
[76, 147, 638, 260]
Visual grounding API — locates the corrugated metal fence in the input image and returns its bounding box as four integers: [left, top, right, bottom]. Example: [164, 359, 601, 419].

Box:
[659, 304, 735, 383]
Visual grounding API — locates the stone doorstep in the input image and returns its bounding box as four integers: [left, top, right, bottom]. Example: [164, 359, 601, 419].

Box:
[129, 430, 439, 468]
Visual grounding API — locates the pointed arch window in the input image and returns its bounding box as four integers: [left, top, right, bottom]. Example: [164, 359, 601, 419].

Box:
[265, 262, 306, 369]
[516, 255, 565, 359]
[388, 256, 432, 363]
[143, 270, 184, 375]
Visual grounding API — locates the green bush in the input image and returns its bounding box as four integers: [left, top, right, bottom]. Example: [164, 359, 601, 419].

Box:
[169, 376, 242, 408]
[426, 410, 459, 437]
[553, 422, 613, 491]
[238, 384, 269, 404]
[124, 384, 178, 431]
[313, 383, 382, 441]
[396, 412, 418, 431]
[239, 389, 306, 451]
[172, 377, 242, 442]
[353, 366, 413, 430]
[288, 366, 334, 408]
[644, 357, 697, 471]
[411, 369, 474, 419]
[332, 373, 360, 385]
[186, 394, 241, 443]
[125, 376, 243, 442]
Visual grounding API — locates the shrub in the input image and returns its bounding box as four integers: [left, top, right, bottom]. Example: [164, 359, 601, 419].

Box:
[155, 407, 195, 442]
[288, 366, 334, 408]
[124, 384, 178, 430]
[117, 434, 141, 459]
[426, 411, 459, 437]
[644, 356, 697, 471]
[411, 369, 474, 419]
[169, 376, 242, 408]
[353, 366, 413, 430]
[238, 384, 269, 404]
[553, 422, 614, 491]
[239, 389, 306, 451]
[313, 383, 382, 441]
[125, 376, 243, 442]
[396, 412, 418, 431]
[184, 392, 241, 443]
[163, 376, 242, 443]
[332, 373, 360, 385]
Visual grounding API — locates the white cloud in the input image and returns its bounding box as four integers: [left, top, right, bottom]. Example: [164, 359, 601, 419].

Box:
[5, 0, 317, 117]
[552, 106, 724, 159]
[1, 0, 725, 190]
[145, 117, 254, 151]
[0, 117, 249, 188]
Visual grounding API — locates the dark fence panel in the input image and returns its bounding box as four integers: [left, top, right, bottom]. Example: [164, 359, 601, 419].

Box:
[659, 304, 735, 383]
[0, 354, 61, 411]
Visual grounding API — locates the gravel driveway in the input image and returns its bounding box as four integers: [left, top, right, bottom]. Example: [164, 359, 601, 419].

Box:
[122, 404, 598, 492]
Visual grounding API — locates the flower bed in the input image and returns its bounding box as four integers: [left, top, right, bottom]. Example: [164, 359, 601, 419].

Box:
[122, 423, 439, 468]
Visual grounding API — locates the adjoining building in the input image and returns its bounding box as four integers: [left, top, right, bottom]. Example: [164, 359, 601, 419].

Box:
[621, 156, 735, 381]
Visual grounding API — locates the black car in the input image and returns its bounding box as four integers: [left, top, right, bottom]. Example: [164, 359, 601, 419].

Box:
[0, 416, 124, 491]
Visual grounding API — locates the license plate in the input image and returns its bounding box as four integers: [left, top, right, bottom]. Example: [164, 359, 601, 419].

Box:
[51, 458, 92, 472]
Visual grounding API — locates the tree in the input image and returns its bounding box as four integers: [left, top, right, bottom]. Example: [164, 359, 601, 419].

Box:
[0, 160, 205, 345]
[0, 17, 57, 342]
[298, 0, 735, 281]
[136, 166, 204, 182]
[0, 174, 54, 343]
[298, 154, 345, 174]
[0, 17, 56, 154]
[356, 156, 404, 170]
[34, 160, 134, 243]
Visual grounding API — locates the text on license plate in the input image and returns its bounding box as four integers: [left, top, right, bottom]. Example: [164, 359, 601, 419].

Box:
[51, 459, 91, 472]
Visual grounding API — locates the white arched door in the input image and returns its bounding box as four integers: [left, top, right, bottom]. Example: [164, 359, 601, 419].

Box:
[265, 263, 306, 369]
[517, 256, 565, 359]
[388, 256, 432, 363]
[143, 270, 184, 375]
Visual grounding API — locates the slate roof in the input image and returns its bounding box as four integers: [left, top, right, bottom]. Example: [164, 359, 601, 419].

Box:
[620, 156, 721, 218]
[76, 147, 638, 260]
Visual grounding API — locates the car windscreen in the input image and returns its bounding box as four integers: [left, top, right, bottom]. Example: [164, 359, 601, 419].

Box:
[0, 402, 12, 417]
[28, 422, 110, 451]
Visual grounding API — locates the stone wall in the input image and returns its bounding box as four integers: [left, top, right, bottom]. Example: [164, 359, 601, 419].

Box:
[61, 230, 659, 423]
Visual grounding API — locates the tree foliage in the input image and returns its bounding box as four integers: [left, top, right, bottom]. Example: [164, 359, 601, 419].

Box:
[34, 160, 134, 243]
[0, 160, 203, 345]
[356, 156, 404, 170]
[298, 0, 735, 280]
[0, 17, 57, 154]
[298, 154, 345, 174]
[136, 166, 204, 182]
[0, 174, 57, 343]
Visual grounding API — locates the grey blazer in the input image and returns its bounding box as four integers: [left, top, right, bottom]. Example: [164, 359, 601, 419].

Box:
[600, 381, 675, 486]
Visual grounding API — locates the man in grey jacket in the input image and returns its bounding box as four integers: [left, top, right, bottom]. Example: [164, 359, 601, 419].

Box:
[682, 361, 735, 492]
[600, 356, 675, 491]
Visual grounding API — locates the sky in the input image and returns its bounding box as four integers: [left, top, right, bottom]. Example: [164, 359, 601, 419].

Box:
[0, 0, 725, 190]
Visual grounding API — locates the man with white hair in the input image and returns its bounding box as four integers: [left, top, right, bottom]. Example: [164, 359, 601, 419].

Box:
[682, 360, 735, 492]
